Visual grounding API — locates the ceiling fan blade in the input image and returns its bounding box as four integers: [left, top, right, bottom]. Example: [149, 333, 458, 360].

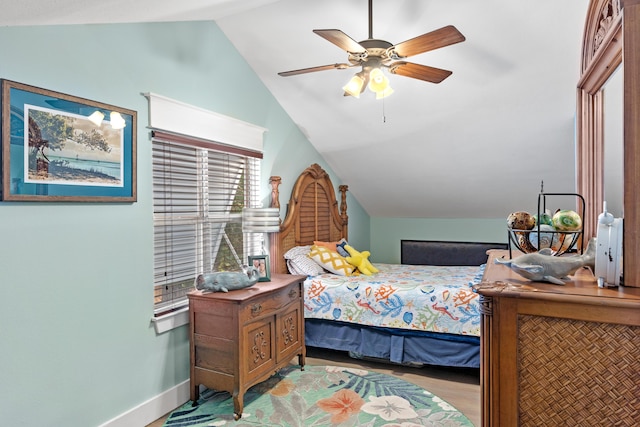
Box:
[313, 29, 367, 54]
[389, 62, 453, 83]
[391, 25, 465, 58]
[278, 63, 354, 77]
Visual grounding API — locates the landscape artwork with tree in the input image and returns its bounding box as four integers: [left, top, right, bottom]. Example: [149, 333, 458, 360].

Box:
[1, 79, 137, 202]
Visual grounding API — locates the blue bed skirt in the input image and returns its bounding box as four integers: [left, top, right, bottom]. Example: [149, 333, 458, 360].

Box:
[305, 319, 480, 369]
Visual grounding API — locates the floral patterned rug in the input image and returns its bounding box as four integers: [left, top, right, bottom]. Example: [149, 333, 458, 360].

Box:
[163, 365, 474, 426]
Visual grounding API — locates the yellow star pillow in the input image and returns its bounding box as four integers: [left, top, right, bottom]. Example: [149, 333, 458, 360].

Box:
[344, 244, 379, 276]
[309, 245, 354, 276]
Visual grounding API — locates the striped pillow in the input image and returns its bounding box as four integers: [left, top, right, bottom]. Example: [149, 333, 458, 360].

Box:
[284, 246, 325, 276]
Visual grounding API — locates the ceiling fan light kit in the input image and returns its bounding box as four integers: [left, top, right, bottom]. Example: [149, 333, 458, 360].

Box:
[367, 67, 390, 92]
[278, 0, 465, 99]
[342, 74, 365, 98]
[375, 85, 393, 99]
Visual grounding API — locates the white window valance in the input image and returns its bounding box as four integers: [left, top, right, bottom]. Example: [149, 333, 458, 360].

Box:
[143, 92, 267, 153]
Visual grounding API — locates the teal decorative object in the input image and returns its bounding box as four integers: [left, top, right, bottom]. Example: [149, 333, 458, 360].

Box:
[534, 212, 553, 226]
[195, 266, 260, 293]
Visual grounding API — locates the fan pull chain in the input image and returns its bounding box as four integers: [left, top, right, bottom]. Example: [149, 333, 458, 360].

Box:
[382, 97, 386, 123]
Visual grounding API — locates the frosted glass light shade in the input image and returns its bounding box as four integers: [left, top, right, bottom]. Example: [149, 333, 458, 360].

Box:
[343, 75, 365, 98]
[375, 86, 394, 99]
[368, 68, 390, 94]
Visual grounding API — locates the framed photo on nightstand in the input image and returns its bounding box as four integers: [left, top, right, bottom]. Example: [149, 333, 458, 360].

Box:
[248, 255, 270, 282]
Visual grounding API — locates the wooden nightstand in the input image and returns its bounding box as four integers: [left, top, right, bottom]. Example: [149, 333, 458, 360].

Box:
[188, 274, 306, 420]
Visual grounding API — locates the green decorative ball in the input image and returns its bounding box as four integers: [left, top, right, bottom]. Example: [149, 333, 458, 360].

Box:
[534, 212, 553, 226]
[552, 210, 582, 231]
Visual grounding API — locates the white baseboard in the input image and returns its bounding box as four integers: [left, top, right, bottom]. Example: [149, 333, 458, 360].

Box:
[98, 379, 190, 427]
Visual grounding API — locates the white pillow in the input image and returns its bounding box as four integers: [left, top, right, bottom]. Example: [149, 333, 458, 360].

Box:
[284, 245, 312, 259]
[287, 258, 323, 276]
[284, 246, 326, 276]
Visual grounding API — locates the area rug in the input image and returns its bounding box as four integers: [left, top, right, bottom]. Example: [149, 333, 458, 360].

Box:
[163, 365, 474, 426]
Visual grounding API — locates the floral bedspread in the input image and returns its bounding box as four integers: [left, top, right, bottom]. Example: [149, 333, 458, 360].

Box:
[303, 263, 485, 337]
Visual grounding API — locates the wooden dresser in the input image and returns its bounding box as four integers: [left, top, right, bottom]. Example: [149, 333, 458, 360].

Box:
[474, 250, 640, 426]
[188, 274, 306, 420]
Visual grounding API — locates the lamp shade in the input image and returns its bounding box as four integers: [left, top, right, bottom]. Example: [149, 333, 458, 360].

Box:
[242, 208, 280, 233]
[368, 68, 390, 94]
[375, 86, 394, 99]
[343, 75, 365, 98]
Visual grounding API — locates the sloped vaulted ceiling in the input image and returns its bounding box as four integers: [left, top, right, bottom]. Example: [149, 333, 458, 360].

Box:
[0, 0, 590, 218]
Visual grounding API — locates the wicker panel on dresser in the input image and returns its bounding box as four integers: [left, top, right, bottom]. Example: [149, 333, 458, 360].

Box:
[518, 315, 640, 426]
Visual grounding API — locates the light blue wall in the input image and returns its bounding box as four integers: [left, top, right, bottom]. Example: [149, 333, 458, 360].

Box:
[0, 19, 501, 426]
[0, 22, 368, 426]
[370, 217, 507, 263]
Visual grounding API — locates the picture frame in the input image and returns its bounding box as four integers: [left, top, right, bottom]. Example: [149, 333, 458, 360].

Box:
[248, 254, 270, 282]
[1, 79, 137, 202]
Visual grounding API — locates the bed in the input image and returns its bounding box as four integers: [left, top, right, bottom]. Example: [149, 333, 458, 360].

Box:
[269, 163, 507, 368]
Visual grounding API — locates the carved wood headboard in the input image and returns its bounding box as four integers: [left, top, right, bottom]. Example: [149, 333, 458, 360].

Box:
[269, 163, 348, 274]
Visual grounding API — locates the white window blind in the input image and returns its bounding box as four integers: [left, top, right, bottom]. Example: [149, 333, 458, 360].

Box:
[152, 131, 262, 316]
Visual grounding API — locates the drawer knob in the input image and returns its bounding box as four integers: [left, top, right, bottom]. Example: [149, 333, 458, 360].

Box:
[288, 289, 298, 299]
[251, 303, 262, 316]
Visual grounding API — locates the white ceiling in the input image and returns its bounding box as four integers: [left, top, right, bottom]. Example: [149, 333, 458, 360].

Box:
[0, 0, 590, 219]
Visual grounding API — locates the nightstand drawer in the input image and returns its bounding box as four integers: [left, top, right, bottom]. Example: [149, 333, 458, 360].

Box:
[239, 281, 300, 322]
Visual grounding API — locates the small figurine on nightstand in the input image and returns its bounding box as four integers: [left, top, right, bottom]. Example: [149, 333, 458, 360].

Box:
[195, 265, 260, 293]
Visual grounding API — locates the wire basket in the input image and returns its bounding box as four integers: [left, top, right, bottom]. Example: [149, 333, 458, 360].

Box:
[507, 228, 581, 256]
[507, 186, 585, 258]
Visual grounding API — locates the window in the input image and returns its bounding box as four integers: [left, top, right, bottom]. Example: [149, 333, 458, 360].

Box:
[152, 131, 262, 318]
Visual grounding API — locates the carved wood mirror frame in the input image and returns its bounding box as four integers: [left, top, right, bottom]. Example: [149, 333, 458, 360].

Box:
[577, 0, 640, 287]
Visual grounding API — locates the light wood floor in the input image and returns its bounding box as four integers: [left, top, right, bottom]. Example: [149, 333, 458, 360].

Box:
[147, 347, 481, 427]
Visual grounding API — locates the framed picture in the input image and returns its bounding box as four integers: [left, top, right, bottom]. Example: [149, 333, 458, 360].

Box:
[248, 254, 270, 282]
[1, 79, 137, 202]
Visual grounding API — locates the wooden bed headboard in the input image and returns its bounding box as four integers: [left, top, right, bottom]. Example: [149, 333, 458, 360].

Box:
[269, 163, 348, 274]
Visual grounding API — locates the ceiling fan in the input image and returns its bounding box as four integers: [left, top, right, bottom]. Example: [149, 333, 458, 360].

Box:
[278, 0, 466, 98]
